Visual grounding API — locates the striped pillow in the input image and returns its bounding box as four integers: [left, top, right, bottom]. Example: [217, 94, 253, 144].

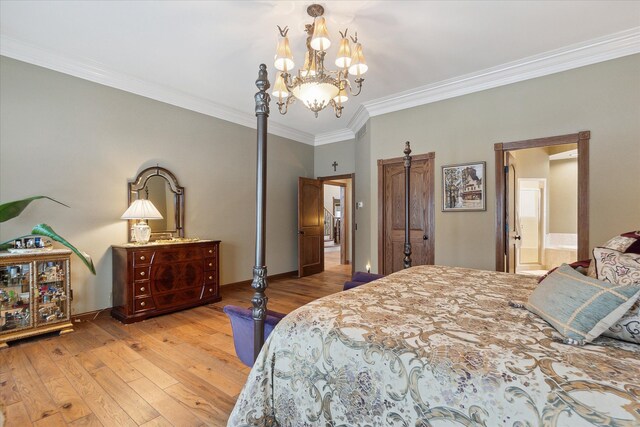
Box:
[526, 264, 640, 345]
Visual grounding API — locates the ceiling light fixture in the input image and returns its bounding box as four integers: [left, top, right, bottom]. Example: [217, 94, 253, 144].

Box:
[273, 4, 368, 118]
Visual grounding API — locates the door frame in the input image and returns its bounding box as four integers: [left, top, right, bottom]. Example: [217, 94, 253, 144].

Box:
[318, 173, 356, 276]
[494, 131, 590, 272]
[377, 152, 436, 272]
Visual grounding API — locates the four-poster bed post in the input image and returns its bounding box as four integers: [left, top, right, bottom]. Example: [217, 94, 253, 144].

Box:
[403, 141, 412, 269]
[251, 64, 270, 362]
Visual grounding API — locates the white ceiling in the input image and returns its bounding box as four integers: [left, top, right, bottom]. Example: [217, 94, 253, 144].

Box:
[1, 1, 639, 145]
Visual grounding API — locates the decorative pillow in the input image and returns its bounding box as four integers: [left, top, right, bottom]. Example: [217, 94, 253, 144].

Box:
[603, 299, 640, 343]
[526, 264, 640, 345]
[603, 231, 640, 254]
[592, 248, 640, 285]
[536, 259, 590, 283]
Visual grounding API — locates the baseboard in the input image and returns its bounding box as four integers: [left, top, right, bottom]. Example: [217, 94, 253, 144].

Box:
[222, 270, 298, 291]
[71, 308, 112, 323]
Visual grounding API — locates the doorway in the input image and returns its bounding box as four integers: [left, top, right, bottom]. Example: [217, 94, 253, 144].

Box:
[495, 131, 590, 273]
[377, 152, 435, 275]
[297, 174, 355, 277]
[322, 181, 345, 269]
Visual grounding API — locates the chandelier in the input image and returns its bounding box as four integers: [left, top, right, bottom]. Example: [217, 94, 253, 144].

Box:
[272, 4, 368, 118]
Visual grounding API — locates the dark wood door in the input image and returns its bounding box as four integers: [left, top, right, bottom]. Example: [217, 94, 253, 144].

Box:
[378, 153, 435, 275]
[298, 177, 324, 277]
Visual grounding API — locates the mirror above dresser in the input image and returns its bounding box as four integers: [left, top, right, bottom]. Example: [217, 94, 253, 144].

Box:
[126, 166, 184, 242]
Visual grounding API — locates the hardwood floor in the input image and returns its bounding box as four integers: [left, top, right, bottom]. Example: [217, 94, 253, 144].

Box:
[0, 264, 350, 426]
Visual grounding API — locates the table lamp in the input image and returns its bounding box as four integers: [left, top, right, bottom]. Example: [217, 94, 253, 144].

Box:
[121, 199, 163, 244]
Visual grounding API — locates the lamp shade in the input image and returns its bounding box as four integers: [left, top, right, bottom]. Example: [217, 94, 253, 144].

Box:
[333, 85, 348, 104]
[348, 42, 368, 76]
[335, 37, 352, 69]
[310, 17, 331, 51]
[121, 199, 163, 220]
[274, 36, 295, 72]
[272, 73, 289, 99]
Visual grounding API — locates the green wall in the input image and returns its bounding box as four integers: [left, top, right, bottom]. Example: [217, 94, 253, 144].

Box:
[0, 56, 314, 314]
[363, 54, 640, 272]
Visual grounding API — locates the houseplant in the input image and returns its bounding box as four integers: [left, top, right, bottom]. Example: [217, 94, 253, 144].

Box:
[0, 196, 96, 274]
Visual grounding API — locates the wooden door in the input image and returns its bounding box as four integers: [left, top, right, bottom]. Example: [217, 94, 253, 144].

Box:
[378, 153, 435, 275]
[298, 177, 324, 277]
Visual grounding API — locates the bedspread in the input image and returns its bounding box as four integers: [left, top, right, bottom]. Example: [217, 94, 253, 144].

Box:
[228, 265, 640, 426]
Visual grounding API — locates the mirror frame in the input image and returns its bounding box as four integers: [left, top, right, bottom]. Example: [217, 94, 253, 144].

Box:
[127, 166, 185, 241]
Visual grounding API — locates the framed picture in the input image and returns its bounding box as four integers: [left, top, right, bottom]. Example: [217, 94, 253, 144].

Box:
[441, 161, 486, 212]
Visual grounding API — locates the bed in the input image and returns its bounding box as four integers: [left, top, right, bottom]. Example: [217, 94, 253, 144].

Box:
[229, 265, 640, 426]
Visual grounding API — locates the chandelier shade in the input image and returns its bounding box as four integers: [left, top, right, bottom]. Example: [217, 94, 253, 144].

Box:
[310, 17, 331, 51]
[335, 37, 352, 69]
[348, 42, 368, 76]
[273, 4, 368, 118]
[274, 36, 294, 72]
[333, 85, 349, 104]
[291, 80, 340, 114]
[272, 73, 289, 99]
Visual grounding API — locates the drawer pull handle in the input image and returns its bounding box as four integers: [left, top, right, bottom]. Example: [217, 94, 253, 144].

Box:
[140, 287, 145, 292]
[140, 301, 146, 307]
[209, 249, 213, 254]
[140, 271, 145, 277]
[209, 276, 213, 280]
[208, 263, 213, 267]
[140, 255, 146, 261]
[209, 288, 213, 292]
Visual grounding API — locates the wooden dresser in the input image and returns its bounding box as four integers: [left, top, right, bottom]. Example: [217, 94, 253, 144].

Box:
[111, 240, 221, 323]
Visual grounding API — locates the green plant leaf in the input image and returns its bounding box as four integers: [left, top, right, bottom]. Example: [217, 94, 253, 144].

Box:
[0, 196, 70, 223]
[31, 224, 96, 275]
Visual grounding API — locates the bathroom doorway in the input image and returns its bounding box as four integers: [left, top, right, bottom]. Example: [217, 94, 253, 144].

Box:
[495, 132, 590, 273]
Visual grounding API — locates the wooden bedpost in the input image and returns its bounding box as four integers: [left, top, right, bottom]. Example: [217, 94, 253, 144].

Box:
[252, 64, 270, 362]
[403, 141, 412, 269]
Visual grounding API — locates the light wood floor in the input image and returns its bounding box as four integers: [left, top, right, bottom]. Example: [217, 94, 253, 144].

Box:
[0, 263, 350, 426]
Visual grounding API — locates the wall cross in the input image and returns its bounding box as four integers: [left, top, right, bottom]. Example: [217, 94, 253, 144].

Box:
[332, 161, 338, 172]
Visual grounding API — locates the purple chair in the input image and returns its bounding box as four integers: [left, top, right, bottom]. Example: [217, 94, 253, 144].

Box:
[223, 305, 286, 367]
[343, 271, 385, 291]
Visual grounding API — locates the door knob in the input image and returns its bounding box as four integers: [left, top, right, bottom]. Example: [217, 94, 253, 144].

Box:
[423, 235, 428, 240]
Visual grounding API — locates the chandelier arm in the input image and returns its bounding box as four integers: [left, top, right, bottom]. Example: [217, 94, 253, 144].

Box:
[330, 99, 343, 118]
[277, 96, 295, 115]
[347, 77, 365, 97]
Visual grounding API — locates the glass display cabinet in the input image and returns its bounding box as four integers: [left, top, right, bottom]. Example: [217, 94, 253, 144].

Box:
[0, 249, 73, 348]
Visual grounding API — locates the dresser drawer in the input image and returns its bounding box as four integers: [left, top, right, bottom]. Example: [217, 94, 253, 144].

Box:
[204, 272, 216, 285]
[134, 297, 155, 313]
[203, 284, 218, 299]
[133, 251, 154, 266]
[204, 257, 216, 271]
[134, 283, 150, 297]
[134, 265, 150, 280]
[203, 246, 217, 257]
[154, 248, 202, 264]
[155, 288, 201, 309]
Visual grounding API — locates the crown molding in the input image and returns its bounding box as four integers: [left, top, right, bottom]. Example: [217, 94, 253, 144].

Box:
[2, 28, 638, 147]
[363, 27, 640, 118]
[0, 35, 315, 145]
[347, 105, 370, 138]
[314, 128, 356, 146]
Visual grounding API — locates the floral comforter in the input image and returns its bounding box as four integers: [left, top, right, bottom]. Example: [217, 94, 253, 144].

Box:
[228, 265, 640, 426]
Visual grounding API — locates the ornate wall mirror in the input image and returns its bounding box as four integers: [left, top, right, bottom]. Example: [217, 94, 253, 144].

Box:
[127, 166, 184, 241]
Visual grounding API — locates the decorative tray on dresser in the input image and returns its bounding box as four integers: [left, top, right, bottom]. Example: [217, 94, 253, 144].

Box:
[111, 240, 221, 323]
